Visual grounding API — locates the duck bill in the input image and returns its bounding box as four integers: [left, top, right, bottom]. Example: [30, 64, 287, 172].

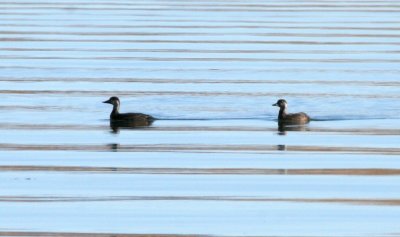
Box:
[272, 103, 278, 106]
[103, 99, 111, 104]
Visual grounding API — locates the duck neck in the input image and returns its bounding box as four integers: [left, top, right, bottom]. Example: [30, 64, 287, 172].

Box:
[278, 106, 287, 119]
[110, 102, 120, 117]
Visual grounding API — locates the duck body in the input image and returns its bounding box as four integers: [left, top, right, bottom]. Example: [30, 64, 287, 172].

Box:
[273, 99, 310, 124]
[110, 111, 154, 122]
[103, 97, 154, 126]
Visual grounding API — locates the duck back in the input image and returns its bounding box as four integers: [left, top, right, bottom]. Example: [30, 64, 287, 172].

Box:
[111, 112, 154, 122]
[280, 112, 310, 124]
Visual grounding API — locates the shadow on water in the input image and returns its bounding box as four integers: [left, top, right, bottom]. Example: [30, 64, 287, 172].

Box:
[109, 120, 154, 133]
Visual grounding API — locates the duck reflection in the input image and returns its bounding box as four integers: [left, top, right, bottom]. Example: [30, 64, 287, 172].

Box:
[276, 144, 287, 151]
[277, 121, 308, 135]
[109, 119, 154, 133]
[107, 143, 120, 151]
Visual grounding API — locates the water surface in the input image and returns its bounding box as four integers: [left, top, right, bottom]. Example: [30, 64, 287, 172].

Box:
[1, 0, 400, 236]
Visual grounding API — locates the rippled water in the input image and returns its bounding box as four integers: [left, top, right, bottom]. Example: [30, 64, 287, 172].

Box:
[1, 0, 400, 236]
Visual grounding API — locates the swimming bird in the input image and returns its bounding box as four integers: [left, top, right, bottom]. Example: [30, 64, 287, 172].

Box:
[103, 97, 154, 125]
[272, 99, 310, 124]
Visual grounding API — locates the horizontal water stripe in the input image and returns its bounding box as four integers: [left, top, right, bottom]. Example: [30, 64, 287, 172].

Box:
[2, 166, 400, 176]
[0, 232, 202, 237]
[2, 7, 400, 12]
[3, 21, 400, 28]
[3, 48, 400, 55]
[3, 2, 400, 7]
[1, 144, 399, 155]
[2, 196, 400, 206]
[0, 123, 399, 135]
[1, 90, 399, 99]
[0, 77, 399, 84]
[0, 78, 399, 86]
[1, 151, 398, 169]
[8, 33, 400, 39]
[2, 67, 400, 75]
[3, 38, 400, 44]
[3, 24, 400, 32]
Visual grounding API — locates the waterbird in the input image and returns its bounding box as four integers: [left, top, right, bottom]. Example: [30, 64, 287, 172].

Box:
[272, 99, 310, 124]
[103, 97, 154, 126]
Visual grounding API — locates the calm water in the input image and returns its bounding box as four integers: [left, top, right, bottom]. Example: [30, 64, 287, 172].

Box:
[1, 0, 400, 236]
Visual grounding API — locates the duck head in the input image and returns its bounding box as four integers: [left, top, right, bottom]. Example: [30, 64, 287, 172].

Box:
[272, 99, 288, 108]
[103, 96, 120, 106]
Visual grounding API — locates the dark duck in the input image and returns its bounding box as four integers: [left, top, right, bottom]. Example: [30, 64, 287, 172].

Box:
[272, 99, 310, 125]
[103, 97, 154, 128]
